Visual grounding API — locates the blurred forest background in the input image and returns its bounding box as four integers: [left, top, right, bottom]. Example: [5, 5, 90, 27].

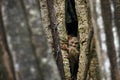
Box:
[0, 0, 120, 80]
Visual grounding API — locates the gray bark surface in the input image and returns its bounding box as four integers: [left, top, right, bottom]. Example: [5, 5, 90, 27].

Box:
[1, 0, 60, 80]
[89, 0, 120, 80]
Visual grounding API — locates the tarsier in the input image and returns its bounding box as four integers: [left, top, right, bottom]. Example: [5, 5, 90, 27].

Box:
[65, 0, 80, 80]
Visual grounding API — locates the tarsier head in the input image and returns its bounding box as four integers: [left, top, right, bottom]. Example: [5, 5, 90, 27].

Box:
[68, 36, 79, 48]
[68, 36, 79, 59]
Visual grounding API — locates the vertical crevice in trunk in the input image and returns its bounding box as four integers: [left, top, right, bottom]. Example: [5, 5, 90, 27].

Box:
[65, 0, 80, 80]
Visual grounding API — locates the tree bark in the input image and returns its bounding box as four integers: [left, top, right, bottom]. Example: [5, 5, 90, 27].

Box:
[0, 2, 15, 80]
[46, 0, 66, 80]
[89, 0, 120, 80]
[1, 0, 60, 80]
[114, 0, 120, 69]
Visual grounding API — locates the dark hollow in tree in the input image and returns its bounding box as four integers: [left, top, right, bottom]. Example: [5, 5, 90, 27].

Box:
[65, 0, 78, 37]
[65, 0, 80, 80]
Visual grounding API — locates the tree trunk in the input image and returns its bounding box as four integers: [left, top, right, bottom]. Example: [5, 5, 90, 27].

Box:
[46, 0, 66, 80]
[1, 0, 60, 80]
[89, 0, 120, 80]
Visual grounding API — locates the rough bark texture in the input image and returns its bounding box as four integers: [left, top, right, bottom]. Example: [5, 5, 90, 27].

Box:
[39, 0, 52, 46]
[1, 0, 120, 80]
[54, 0, 99, 80]
[46, 0, 66, 80]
